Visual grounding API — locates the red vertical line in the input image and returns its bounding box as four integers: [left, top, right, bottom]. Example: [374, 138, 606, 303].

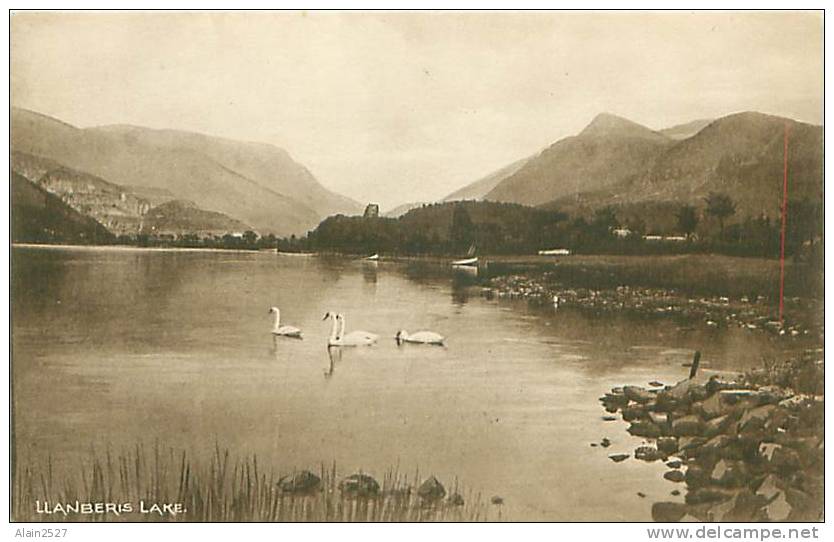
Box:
[779, 122, 789, 322]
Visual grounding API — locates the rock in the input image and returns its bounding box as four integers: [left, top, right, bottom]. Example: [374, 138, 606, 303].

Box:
[648, 411, 669, 426]
[685, 487, 735, 505]
[671, 489, 681, 496]
[672, 415, 704, 437]
[627, 420, 662, 438]
[608, 453, 630, 463]
[684, 465, 709, 488]
[635, 445, 665, 462]
[622, 404, 647, 421]
[624, 385, 655, 404]
[278, 470, 322, 495]
[637, 492, 646, 498]
[769, 445, 801, 473]
[657, 436, 679, 455]
[678, 436, 706, 452]
[738, 404, 776, 432]
[666, 458, 683, 469]
[704, 414, 733, 438]
[652, 501, 693, 522]
[711, 489, 768, 521]
[601, 415, 617, 422]
[490, 495, 504, 505]
[694, 393, 729, 420]
[755, 473, 783, 501]
[339, 473, 380, 498]
[762, 491, 791, 521]
[448, 493, 465, 506]
[600, 437, 612, 448]
[664, 470, 685, 483]
[649, 381, 665, 388]
[709, 459, 748, 487]
[699, 434, 735, 458]
[417, 476, 446, 502]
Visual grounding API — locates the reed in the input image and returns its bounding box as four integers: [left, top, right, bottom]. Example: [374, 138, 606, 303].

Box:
[13, 444, 488, 522]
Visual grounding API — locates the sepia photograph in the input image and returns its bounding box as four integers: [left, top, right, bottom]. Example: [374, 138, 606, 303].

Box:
[7, 8, 825, 529]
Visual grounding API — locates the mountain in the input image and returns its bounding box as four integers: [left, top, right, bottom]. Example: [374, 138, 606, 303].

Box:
[659, 118, 714, 140]
[12, 171, 115, 245]
[544, 112, 823, 230]
[443, 156, 531, 202]
[11, 107, 362, 235]
[383, 201, 430, 218]
[12, 150, 155, 235]
[482, 113, 672, 205]
[141, 200, 250, 237]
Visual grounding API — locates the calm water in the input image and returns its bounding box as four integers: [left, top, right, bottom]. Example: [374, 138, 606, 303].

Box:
[11, 246, 803, 521]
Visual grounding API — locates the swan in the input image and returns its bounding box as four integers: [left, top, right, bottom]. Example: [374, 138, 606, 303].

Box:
[395, 330, 445, 346]
[323, 312, 377, 346]
[269, 307, 302, 338]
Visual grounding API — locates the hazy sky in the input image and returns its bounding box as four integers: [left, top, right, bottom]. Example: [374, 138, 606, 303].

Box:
[11, 11, 823, 210]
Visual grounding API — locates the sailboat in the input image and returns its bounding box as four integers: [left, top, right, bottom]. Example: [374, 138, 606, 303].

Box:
[451, 243, 478, 267]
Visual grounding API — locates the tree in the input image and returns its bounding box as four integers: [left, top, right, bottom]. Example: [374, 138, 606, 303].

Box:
[450, 204, 474, 252]
[676, 205, 699, 238]
[242, 230, 258, 246]
[704, 192, 736, 237]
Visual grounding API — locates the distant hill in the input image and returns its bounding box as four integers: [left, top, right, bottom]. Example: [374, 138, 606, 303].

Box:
[12, 171, 115, 245]
[659, 118, 713, 140]
[12, 150, 155, 235]
[443, 156, 531, 202]
[11, 107, 362, 235]
[141, 200, 250, 237]
[383, 201, 430, 218]
[546, 112, 823, 226]
[483, 113, 672, 205]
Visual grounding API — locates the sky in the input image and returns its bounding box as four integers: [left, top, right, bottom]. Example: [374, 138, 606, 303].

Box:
[11, 11, 823, 211]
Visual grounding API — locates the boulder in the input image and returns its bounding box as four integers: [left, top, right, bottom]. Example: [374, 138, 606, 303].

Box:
[666, 458, 683, 469]
[709, 459, 749, 487]
[657, 437, 679, 455]
[694, 393, 729, 420]
[651, 502, 688, 522]
[672, 415, 704, 437]
[622, 405, 647, 421]
[624, 385, 655, 404]
[278, 470, 321, 495]
[738, 404, 776, 433]
[648, 411, 669, 426]
[417, 476, 446, 503]
[608, 453, 630, 463]
[664, 470, 685, 483]
[627, 420, 662, 438]
[685, 487, 735, 505]
[754, 473, 783, 501]
[635, 446, 665, 462]
[704, 415, 732, 438]
[710, 489, 768, 521]
[339, 473, 381, 498]
[684, 465, 710, 488]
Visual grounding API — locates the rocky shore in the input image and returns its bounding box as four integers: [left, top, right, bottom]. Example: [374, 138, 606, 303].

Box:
[597, 351, 824, 522]
[481, 273, 821, 340]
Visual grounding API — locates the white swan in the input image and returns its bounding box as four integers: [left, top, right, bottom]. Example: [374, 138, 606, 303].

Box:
[269, 307, 302, 338]
[396, 330, 445, 346]
[323, 312, 377, 346]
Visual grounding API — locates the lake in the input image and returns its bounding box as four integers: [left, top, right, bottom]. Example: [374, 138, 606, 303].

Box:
[11, 246, 804, 521]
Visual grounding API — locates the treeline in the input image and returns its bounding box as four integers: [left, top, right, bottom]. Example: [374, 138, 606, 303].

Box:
[302, 195, 822, 261]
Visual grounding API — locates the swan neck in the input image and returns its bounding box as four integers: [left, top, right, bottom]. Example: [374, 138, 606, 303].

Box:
[272, 309, 281, 330]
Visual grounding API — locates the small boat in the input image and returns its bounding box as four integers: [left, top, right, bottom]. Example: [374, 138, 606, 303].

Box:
[451, 257, 478, 266]
[451, 243, 477, 266]
[362, 253, 379, 261]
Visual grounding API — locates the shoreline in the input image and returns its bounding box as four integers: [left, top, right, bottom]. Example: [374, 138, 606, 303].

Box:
[598, 353, 824, 522]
